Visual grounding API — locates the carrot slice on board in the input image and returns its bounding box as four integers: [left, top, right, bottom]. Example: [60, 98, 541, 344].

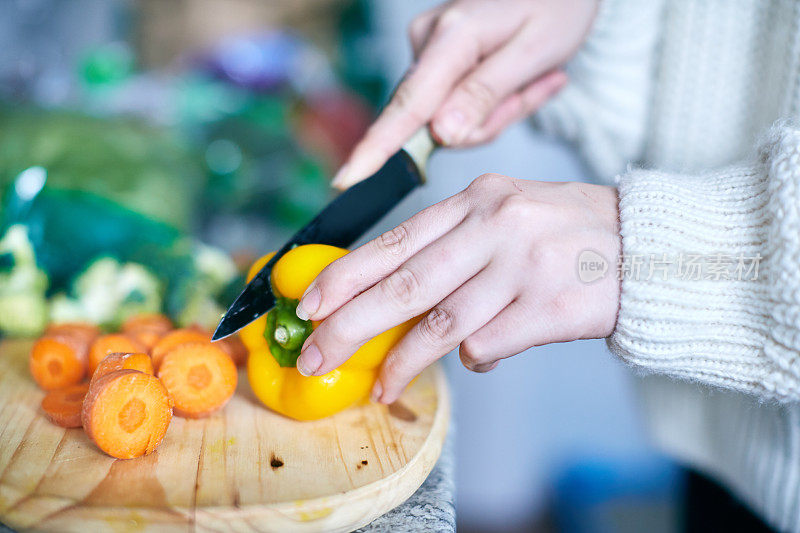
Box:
[40, 323, 97, 373]
[157, 343, 237, 418]
[125, 327, 165, 352]
[30, 335, 88, 391]
[82, 369, 173, 459]
[91, 352, 153, 384]
[150, 329, 209, 370]
[45, 322, 101, 345]
[122, 314, 173, 351]
[121, 313, 172, 334]
[214, 334, 248, 367]
[41, 383, 90, 428]
[88, 334, 145, 375]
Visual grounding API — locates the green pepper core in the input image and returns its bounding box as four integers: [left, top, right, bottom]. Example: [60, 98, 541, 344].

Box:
[264, 298, 313, 367]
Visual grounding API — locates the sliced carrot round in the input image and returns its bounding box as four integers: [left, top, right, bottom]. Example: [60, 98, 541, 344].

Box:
[122, 314, 172, 350]
[45, 322, 101, 345]
[42, 325, 96, 369]
[121, 313, 173, 334]
[158, 343, 237, 418]
[82, 369, 173, 459]
[41, 383, 90, 428]
[126, 327, 166, 352]
[88, 334, 145, 375]
[30, 335, 88, 391]
[91, 352, 153, 384]
[214, 334, 248, 367]
[150, 329, 209, 370]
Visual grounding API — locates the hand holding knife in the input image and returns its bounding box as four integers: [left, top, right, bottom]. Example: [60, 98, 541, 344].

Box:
[212, 127, 436, 341]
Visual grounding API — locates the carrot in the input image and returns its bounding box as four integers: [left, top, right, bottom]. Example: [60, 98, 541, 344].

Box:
[88, 334, 145, 375]
[41, 323, 98, 374]
[185, 326, 246, 367]
[122, 314, 173, 352]
[121, 313, 172, 334]
[91, 352, 153, 383]
[215, 334, 248, 367]
[125, 327, 165, 352]
[82, 369, 173, 459]
[41, 383, 90, 428]
[30, 335, 88, 391]
[150, 328, 209, 370]
[157, 343, 237, 418]
[45, 322, 101, 345]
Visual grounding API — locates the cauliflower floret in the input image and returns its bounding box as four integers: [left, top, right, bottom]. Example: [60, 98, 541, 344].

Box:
[50, 257, 162, 329]
[0, 225, 49, 337]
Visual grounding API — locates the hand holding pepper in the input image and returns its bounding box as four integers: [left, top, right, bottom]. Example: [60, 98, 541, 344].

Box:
[241, 245, 419, 420]
[295, 174, 621, 405]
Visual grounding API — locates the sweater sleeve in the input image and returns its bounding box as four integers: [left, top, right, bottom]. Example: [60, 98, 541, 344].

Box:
[531, 0, 666, 181]
[607, 124, 800, 402]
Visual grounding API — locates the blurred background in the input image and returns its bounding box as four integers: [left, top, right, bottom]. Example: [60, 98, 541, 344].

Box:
[0, 0, 683, 531]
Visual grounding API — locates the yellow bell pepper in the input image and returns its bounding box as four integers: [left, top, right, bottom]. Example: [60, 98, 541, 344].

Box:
[241, 244, 416, 421]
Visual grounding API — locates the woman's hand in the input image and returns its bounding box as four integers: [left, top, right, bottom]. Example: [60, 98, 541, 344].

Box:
[294, 174, 621, 404]
[332, 0, 598, 189]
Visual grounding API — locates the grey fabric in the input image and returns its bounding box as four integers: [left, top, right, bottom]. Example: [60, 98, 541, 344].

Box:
[357, 431, 456, 533]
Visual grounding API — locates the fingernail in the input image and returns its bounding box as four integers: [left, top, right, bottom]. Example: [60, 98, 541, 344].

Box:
[296, 283, 320, 321]
[433, 110, 466, 145]
[331, 164, 350, 189]
[474, 361, 499, 373]
[297, 344, 322, 376]
[370, 380, 383, 403]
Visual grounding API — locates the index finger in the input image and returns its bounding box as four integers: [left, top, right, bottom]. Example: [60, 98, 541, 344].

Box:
[332, 21, 481, 189]
[296, 190, 469, 323]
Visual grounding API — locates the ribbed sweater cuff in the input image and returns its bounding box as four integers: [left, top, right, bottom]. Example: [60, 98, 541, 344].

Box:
[608, 126, 800, 401]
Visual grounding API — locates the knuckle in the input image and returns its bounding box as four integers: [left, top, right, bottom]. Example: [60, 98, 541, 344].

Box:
[382, 267, 422, 309]
[468, 173, 508, 194]
[387, 84, 427, 125]
[437, 7, 467, 30]
[418, 307, 456, 346]
[492, 193, 536, 227]
[380, 350, 407, 380]
[379, 223, 411, 258]
[391, 83, 413, 111]
[323, 316, 351, 347]
[388, 85, 426, 124]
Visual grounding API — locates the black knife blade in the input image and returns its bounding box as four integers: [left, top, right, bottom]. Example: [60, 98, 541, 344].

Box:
[212, 131, 434, 341]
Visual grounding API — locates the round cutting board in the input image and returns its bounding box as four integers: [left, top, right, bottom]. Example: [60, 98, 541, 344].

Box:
[0, 339, 449, 532]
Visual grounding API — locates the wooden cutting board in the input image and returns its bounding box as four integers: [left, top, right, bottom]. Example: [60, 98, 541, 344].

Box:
[0, 339, 449, 532]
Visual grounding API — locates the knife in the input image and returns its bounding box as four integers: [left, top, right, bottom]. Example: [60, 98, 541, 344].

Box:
[211, 127, 437, 341]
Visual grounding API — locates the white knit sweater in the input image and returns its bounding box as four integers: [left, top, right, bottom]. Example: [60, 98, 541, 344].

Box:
[534, 0, 800, 530]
